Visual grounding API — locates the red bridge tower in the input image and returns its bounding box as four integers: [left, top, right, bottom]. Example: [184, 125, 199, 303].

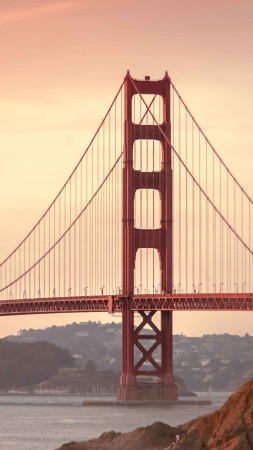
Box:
[117, 72, 178, 401]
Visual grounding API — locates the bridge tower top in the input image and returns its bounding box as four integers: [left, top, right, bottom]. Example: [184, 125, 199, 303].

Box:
[122, 72, 173, 296]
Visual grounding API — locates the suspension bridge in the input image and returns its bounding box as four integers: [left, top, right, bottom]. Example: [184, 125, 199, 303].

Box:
[0, 72, 252, 401]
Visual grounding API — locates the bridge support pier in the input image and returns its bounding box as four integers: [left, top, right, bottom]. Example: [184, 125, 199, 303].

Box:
[117, 72, 178, 402]
[117, 306, 177, 401]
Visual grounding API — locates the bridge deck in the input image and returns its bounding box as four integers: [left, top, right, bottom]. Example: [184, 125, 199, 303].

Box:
[0, 293, 253, 316]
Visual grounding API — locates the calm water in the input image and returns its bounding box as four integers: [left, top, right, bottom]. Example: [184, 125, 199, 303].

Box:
[0, 392, 231, 450]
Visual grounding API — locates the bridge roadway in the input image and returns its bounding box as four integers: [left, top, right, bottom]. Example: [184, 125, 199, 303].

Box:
[0, 293, 253, 316]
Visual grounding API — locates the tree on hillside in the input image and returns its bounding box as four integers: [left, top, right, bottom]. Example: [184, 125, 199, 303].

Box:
[85, 360, 97, 373]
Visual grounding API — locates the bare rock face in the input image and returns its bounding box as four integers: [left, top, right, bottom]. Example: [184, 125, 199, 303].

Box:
[178, 378, 253, 449]
[55, 422, 181, 450]
[56, 379, 253, 450]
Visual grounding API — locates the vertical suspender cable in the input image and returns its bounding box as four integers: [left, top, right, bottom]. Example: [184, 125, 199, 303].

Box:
[85, 150, 88, 293]
[69, 178, 72, 295]
[79, 162, 82, 296]
[192, 120, 195, 292]
[29, 235, 31, 297]
[24, 237, 26, 297]
[220, 160, 223, 291]
[178, 97, 181, 292]
[59, 194, 61, 297]
[114, 100, 117, 293]
[206, 140, 209, 293]
[185, 109, 188, 292]
[241, 189, 244, 290]
[53, 202, 56, 295]
[234, 179, 236, 292]
[33, 227, 35, 297]
[38, 222, 40, 296]
[213, 151, 216, 292]
[49, 208, 51, 297]
[102, 122, 105, 294]
[199, 130, 201, 292]
[74, 169, 77, 296]
[97, 130, 100, 294]
[108, 111, 112, 291]
[64, 186, 66, 296]
[43, 216, 46, 296]
[249, 200, 251, 292]
[91, 142, 94, 294]
[108, 112, 111, 294]
[227, 170, 229, 291]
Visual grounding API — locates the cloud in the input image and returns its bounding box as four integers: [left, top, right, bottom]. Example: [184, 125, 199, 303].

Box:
[0, 1, 81, 25]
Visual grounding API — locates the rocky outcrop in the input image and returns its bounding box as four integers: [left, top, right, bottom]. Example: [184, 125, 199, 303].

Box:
[178, 378, 253, 449]
[174, 375, 197, 396]
[55, 422, 181, 450]
[56, 379, 253, 450]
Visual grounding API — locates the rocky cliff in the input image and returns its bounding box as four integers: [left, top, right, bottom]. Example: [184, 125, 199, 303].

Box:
[56, 379, 253, 450]
[55, 422, 181, 450]
[178, 378, 253, 449]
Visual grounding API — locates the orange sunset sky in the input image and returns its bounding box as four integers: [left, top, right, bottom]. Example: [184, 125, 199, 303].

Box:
[0, 0, 252, 337]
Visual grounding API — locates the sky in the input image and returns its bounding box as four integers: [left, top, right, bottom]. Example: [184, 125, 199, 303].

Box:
[0, 0, 253, 338]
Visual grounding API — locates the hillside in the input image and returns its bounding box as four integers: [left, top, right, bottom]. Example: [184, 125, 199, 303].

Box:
[7, 322, 253, 391]
[0, 340, 75, 389]
[55, 379, 253, 450]
[8, 321, 122, 371]
[0, 337, 190, 395]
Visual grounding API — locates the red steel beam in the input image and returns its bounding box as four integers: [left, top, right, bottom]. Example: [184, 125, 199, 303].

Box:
[130, 293, 253, 311]
[0, 296, 118, 316]
[0, 293, 252, 316]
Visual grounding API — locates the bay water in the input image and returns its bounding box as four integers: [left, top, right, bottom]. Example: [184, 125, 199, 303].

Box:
[0, 392, 231, 450]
